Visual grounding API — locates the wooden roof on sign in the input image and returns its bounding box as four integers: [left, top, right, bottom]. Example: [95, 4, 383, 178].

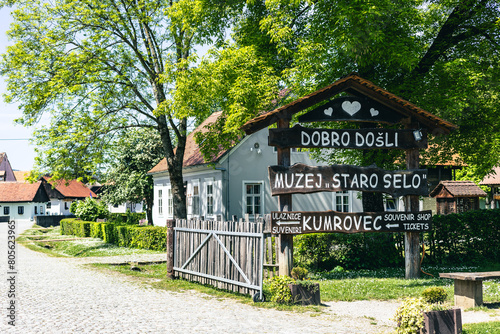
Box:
[241, 73, 458, 135]
[430, 181, 487, 198]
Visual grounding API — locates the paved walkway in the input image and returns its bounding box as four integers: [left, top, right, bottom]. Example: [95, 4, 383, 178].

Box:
[2, 220, 496, 333]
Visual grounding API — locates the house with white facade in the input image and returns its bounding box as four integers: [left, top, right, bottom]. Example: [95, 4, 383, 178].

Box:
[41, 176, 97, 215]
[0, 181, 50, 221]
[148, 112, 364, 226]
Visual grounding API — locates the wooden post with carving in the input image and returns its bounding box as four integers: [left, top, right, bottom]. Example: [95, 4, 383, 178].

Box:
[166, 219, 176, 279]
[277, 118, 293, 276]
[405, 122, 421, 279]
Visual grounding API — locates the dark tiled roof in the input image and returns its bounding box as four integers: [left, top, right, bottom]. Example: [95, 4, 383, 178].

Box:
[430, 181, 487, 198]
[480, 167, 500, 186]
[241, 73, 458, 135]
[0, 182, 46, 202]
[148, 111, 231, 174]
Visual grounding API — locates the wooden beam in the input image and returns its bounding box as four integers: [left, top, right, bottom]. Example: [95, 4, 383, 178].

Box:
[277, 118, 293, 276]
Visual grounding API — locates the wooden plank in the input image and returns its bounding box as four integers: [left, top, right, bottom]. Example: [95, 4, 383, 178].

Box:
[439, 272, 500, 281]
[269, 125, 427, 149]
[270, 210, 432, 234]
[269, 163, 428, 197]
[297, 96, 406, 124]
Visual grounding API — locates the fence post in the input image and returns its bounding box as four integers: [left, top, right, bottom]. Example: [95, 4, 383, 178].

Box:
[167, 219, 176, 279]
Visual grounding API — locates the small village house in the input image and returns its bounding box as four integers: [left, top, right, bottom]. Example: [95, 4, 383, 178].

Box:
[0, 181, 50, 221]
[430, 180, 487, 215]
[147, 112, 364, 226]
[41, 176, 97, 215]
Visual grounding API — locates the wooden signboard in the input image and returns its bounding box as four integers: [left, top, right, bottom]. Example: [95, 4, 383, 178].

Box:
[269, 125, 428, 149]
[298, 96, 407, 124]
[271, 210, 432, 235]
[269, 163, 428, 197]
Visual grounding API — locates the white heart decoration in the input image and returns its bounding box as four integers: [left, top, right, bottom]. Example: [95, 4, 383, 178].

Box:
[370, 108, 379, 117]
[342, 101, 361, 116]
[324, 107, 333, 116]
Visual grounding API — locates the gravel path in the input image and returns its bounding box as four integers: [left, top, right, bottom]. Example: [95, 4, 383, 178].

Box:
[1, 220, 498, 333]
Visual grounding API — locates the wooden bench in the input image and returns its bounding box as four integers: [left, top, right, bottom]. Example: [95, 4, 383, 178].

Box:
[439, 272, 500, 308]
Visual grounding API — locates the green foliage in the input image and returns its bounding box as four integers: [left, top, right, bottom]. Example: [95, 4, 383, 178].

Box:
[393, 297, 431, 334]
[60, 219, 167, 251]
[71, 198, 109, 222]
[232, 0, 500, 179]
[108, 212, 146, 225]
[422, 287, 447, 304]
[90, 223, 104, 239]
[294, 232, 402, 271]
[294, 209, 500, 272]
[100, 128, 163, 224]
[425, 209, 500, 265]
[265, 275, 296, 304]
[291, 267, 308, 280]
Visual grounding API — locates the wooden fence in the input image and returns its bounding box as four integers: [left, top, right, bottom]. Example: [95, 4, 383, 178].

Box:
[171, 216, 278, 297]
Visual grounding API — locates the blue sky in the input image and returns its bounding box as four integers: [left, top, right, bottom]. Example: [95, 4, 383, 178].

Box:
[0, 7, 36, 171]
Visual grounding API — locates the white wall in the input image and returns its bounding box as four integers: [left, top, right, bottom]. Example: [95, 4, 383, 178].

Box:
[1, 202, 47, 221]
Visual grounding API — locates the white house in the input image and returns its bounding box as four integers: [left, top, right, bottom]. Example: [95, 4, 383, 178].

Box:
[0, 181, 50, 221]
[41, 176, 97, 215]
[148, 112, 366, 226]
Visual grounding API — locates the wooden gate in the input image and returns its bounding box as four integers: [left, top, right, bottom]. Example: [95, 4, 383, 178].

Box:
[173, 218, 273, 299]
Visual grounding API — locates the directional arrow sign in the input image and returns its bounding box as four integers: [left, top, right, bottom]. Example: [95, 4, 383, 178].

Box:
[270, 210, 432, 235]
[269, 163, 429, 197]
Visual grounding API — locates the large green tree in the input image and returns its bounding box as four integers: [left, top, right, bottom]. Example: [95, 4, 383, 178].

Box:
[0, 0, 279, 219]
[231, 0, 500, 179]
[100, 127, 163, 224]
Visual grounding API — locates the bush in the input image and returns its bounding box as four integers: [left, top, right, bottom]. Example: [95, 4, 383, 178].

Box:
[291, 267, 308, 280]
[422, 287, 447, 304]
[108, 212, 146, 225]
[128, 226, 167, 251]
[265, 275, 296, 304]
[71, 198, 109, 222]
[60, 218, 167, 251]
[393, 297, 433, 334]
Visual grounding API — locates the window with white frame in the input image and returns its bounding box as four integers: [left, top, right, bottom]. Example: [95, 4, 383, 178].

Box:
[4, 206, 10, 215]
[18, 206, 24, 215]
[167, 188, 173, 217]
[158, 189, 163, 215]
[244, 182, 263, 216]
[205, 179, 214, 216]
[334, 191, 350, 212]
[191, 181, 200, 217]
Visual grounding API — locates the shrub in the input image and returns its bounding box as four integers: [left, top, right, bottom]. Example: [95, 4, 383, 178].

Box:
[128, 226, 167, 251]
[422, 287, 447, 304]
[108, 212, 146, 225]
[90, 223, 104, 239]
[393, 297, 431, 334]
[265, 275, 296, 304]
[291, 267, 308, 280]
[71, 198, 109, 222]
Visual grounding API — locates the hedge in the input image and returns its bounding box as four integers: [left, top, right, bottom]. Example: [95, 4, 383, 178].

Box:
[107, 212, 146, 225]
[60, 218, 167, 251]
[294, 209, 500, 271]
[424, 209, 500, 265]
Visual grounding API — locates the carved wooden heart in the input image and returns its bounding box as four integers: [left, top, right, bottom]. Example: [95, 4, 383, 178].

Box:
[342, 101, 361, 116]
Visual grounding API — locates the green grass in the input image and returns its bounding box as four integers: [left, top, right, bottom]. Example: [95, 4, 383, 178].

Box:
[312, 265, 500, 303]
[18, 225, 163, 258]
[463, 321, 500, 333]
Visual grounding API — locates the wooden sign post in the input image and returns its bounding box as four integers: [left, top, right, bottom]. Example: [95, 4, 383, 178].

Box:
[240, 73, 457, 279]
[276, 118, 293, 276]
[405, 122, 422, 279]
